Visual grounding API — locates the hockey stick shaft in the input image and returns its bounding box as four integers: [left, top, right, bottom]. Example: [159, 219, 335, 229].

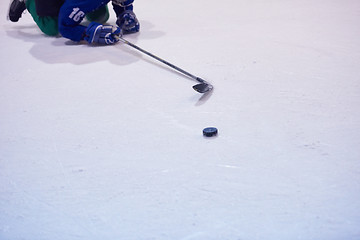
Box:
[118, 37, 202, 81]
[117, 37, 213, 93]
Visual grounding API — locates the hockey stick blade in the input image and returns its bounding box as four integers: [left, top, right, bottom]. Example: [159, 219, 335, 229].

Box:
[193, 82, 213, 93]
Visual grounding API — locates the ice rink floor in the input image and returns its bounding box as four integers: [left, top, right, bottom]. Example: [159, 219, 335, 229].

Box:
[1, 0, 360, 239]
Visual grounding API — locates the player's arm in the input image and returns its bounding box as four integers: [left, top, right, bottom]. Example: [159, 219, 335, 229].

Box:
[58, 1, 88, 42]
[58, 1, 121, 44]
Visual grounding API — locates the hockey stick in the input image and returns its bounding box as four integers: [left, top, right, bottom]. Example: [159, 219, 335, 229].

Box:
[117, 37, 213, 93]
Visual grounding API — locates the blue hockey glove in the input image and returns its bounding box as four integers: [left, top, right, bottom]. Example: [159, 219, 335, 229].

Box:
[84, 22, 122, 45]
[116, 10, 140, 34]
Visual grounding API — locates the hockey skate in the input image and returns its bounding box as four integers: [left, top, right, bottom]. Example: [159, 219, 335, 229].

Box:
[8, 0, 26, 22]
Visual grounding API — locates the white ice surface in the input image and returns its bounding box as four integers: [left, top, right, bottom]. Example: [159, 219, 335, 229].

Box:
[1, 0, 360, 239]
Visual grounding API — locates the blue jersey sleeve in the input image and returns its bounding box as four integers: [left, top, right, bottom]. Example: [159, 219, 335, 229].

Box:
[58, 0, 111, 42]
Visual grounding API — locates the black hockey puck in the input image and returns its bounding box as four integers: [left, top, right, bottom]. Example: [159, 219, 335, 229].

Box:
[203, 127, 218, 137]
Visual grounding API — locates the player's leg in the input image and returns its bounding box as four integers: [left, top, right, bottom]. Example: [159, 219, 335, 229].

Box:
[86, 5, 109, 24]
[26, 0, 59, 36]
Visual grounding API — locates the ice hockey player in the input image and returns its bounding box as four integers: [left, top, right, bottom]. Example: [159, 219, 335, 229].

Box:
[7, 0, 139, 44]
